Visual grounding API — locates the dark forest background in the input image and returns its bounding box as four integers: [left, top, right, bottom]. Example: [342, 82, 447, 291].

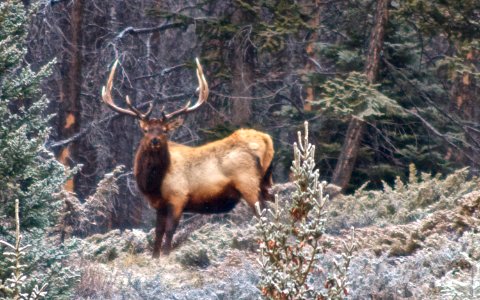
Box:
[21, 0, 480, 229]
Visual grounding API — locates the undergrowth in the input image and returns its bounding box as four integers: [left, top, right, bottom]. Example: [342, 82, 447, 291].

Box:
[328, 164, 480, 232]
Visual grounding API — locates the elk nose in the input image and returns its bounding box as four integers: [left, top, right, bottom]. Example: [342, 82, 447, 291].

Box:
[151, 138, 159, 146]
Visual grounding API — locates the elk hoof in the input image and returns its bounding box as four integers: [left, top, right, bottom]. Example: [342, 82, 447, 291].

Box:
[152, 250, 160, 259]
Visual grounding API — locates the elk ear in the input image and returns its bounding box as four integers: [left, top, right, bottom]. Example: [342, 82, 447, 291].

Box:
[138, 120, 148, 132]
[166, 118, 184, 131]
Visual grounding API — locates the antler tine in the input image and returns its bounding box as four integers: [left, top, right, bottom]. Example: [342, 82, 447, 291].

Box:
[125, 96, 155, 120]
[102, 60, 152, 120]
[163, 57, 209, 120]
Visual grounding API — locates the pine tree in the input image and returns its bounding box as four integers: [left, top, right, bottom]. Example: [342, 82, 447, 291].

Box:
[0, 2, 79, 298]
[0, 1, 66, 233]
[256, 122, 355, 299]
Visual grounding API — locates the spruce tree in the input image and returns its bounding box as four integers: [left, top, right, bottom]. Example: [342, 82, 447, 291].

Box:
[0, 1, 65, 233]
[0, 2, 79, 298]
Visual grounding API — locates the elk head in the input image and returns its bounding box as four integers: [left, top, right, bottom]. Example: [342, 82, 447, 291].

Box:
[101, 58, 209, 151]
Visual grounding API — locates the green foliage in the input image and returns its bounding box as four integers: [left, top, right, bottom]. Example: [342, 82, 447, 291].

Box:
[153, 0, 313, 73]
[0, 2, 79, 299]
[398, 0, 480, 40]
[315, 72, 403, 120]
[328, 164, 480, 232]
[298, 0, 480, 189]
[256, 122, 354, 299]
[0, 1, 67, 232]
[0, 200, 79, 300]
[233, 0, 312, 52]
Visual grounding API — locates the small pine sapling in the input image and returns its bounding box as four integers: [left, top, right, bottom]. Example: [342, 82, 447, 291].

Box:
[0, 200, 48, 300]
[256, 121, 355, 299]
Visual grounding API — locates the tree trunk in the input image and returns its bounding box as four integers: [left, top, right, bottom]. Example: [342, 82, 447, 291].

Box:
[231, 45, 254, 125]
[449, 49, 480, 169]
[303, 4, 321, 112]
[332, 0, 389, 190]
[56, 0, 84, 193]
[365, 0, 389, 83]
[230, 7, 255, 126]
[331, 116, 365, 189]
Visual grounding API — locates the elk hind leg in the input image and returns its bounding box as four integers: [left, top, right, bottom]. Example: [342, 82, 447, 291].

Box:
[261, 161, 274, 202]
[234, 175, 265, 216]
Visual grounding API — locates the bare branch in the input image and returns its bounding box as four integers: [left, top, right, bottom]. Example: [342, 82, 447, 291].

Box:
[46, 95, 189, 149]
[133, 64, 187, 81]
[116, 22, 187, 40]
[408, 109, 479, 167]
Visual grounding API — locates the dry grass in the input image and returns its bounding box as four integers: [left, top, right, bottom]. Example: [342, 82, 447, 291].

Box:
[119, 250, 151, 269]
[74, 261, 119, 299]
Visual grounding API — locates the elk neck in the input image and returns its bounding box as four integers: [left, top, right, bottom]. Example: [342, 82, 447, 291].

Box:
[134, 141, 170, 198]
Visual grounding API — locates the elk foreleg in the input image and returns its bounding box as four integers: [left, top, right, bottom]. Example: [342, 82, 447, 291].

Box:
[162, 203, 183, 255]
[152, 207, 167, 258]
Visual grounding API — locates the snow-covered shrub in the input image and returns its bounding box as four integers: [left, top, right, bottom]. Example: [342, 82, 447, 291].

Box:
[56, 165, 124, 239]
[439, 231, 480, 299]
[256, 121, 355, 299]
[328, 164, 480, 232]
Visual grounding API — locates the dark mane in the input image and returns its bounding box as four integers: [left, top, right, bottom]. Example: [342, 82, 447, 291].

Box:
[134, 144, 170, 198]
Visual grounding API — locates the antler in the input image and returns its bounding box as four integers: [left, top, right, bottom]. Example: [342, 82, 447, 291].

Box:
[163, 57, 209, 121]
[101, 60, 154, 120]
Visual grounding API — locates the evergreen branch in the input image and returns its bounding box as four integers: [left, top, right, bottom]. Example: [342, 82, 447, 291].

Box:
[383, 57, 480, 149]
[300, 238, 319, 287]
[0, 240, 15, 249]
[407, 109, 479, 166]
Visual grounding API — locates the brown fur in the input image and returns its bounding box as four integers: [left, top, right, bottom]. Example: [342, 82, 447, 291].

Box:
[134, 121, 274, 257]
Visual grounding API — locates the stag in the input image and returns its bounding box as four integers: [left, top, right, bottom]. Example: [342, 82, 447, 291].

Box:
[102, 59, 274, 257]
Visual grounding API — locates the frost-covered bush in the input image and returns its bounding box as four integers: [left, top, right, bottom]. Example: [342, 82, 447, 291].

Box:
[122, 264, 260, 300]
[175, 222, 257, 268]
[344, 230, 480, 299]
[439, 231, 480, 299]
[328, 164, 480, 232]
[81, 229, 149, 263]
[56, 165, 124, 239]
[256, 122, 354, 299]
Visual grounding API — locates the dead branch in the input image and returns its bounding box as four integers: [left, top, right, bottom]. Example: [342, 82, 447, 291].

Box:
[407, 109, 479, 167]
[116, 22, 188, 40]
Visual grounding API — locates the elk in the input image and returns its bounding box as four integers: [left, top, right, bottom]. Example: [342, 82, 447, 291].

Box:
[102, 58, 274, 258]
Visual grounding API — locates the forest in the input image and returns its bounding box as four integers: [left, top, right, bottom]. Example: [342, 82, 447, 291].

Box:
[1, 0, 479, 299]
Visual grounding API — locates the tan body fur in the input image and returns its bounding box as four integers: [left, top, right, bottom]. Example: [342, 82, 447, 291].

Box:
[144, 129, 272, 210]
